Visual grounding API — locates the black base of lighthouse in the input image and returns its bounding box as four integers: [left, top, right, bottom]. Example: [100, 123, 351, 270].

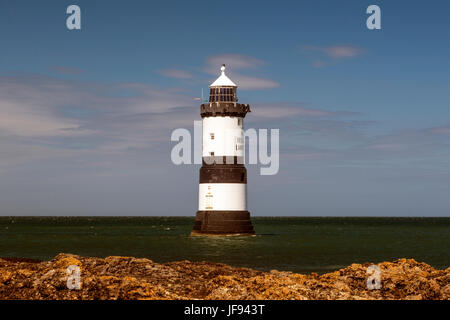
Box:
[191, 211, 255, 236]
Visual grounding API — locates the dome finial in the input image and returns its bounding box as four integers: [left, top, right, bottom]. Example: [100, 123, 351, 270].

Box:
[210, 64, 236, 87]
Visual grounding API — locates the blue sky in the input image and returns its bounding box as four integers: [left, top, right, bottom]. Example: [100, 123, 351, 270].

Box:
[0, 0, 449, 216]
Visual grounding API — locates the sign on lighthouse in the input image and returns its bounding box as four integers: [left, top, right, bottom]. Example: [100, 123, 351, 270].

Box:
[191, 65, 255, 236]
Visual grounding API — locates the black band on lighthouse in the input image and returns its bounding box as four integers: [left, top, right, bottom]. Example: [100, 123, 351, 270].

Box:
[200, 166, 247, 184]
[200, 103, 251, 118]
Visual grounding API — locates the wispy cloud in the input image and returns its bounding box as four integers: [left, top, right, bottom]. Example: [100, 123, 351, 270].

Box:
[0, 75, 198, 170]
[313, 60, 325, 68]
[249, 102, 355, 119]
[301, 45, 366, 67]
[206, 54, 264, 70]
[205, 54, 279, 90]
[51, 66, 85, 75]
[156, 54, 279, 89]
[321, 45, 365, 59]
[158, 68, 193, 79]
[229, 74, 279, 90]
[351, 125, 450, 162]
[428, 125, 450, 134]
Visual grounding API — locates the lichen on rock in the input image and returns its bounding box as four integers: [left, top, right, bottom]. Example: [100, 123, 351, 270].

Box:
[0, 254, 448, 300]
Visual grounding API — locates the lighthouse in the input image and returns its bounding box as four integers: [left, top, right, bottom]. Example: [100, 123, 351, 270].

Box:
[191, 65, 255, 236]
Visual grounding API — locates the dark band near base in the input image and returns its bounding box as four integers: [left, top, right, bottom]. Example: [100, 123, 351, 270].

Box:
[191, 210, 255, 235]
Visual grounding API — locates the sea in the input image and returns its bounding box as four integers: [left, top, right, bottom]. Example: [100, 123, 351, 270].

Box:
[0, 217, 448, 274]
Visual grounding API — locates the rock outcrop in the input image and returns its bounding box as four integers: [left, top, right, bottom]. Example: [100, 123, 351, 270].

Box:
[0, 254, 448, 300]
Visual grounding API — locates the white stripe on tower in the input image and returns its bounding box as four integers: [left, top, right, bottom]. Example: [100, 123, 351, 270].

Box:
[198, 183, 247, 211]
[202, 116, 244, 158]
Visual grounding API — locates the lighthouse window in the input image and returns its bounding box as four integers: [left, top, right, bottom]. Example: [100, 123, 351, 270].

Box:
[238, 119, 242, 126]
[210, 152, 214, 156]
[210, 133, 214, 140]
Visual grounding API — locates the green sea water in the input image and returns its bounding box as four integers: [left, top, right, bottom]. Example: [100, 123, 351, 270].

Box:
[0, 217, 448, 274]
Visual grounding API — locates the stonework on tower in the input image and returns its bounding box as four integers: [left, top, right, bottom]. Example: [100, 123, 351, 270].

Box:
[191, 65, 255, 236]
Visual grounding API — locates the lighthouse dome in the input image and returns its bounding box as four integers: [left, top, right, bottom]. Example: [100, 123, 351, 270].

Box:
[210, 64, 237, 87]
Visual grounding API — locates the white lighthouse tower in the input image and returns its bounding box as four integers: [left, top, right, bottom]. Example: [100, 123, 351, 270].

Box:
[192, 65, 254, 235]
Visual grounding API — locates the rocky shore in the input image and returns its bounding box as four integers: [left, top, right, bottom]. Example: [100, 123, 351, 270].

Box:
[0, 254, 448, 300]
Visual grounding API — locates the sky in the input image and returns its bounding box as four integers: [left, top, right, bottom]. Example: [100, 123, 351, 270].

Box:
[0, 0, 449, 216]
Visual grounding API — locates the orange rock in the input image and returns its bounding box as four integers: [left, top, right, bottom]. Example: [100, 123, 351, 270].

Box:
[0, 254, 448, 300]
